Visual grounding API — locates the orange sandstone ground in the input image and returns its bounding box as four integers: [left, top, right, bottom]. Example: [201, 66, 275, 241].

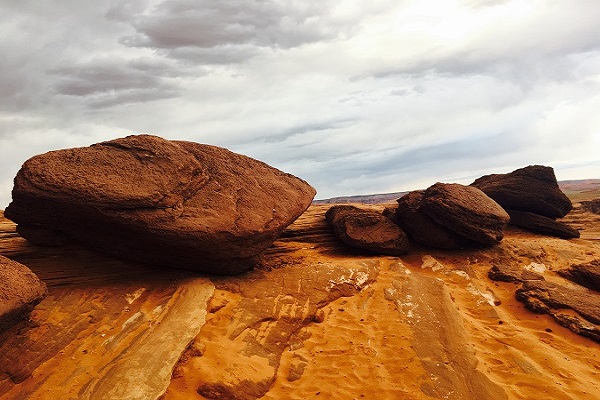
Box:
[1, 188, 599, 400]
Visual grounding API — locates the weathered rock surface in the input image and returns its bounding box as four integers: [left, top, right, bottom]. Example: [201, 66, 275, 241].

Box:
[396, 191, 467, 249]
[396, 183, 509, 248]
[325, 205, 409, 255]
[5, 135, 316, 274]
[0, 255, 47, 332]
[581, 199, 600, 215]
[471, 165, 572, 219]
[488, 264, 544, 283]
[516, 280, 600, 342]
[558, 260, 600, 292]
[507, 209, 580, 239]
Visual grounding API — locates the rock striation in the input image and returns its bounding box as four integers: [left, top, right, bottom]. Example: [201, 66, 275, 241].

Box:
[325, 205, 409, 255]
[471, 165, 572, 218]
[507, 210, 580, 239]
[471, 165, 579, 238]
[0, 255, 47, 332]
[558, 260, 600, 292]
[5, 135, 316, 274]
[395, 183, 510, 249]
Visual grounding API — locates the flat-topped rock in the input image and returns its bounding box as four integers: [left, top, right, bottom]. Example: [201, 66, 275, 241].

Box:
[558, 260, 600, 292]
[325, 205, 409, 255]
[5, 135, 316, 274]
[471, 165, 572, 219]
[0, 255, 47, 332]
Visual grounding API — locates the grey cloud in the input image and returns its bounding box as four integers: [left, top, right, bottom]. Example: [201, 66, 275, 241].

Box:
[50, 59, 183, 107]
[120, 0, 358, 63]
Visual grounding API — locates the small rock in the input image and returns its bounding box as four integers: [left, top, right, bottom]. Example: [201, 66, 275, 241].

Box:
[325, 205, 410, 255]
[0, 255, 47, 333]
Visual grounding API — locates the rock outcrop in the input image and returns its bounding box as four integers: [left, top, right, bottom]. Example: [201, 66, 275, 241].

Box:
[507, 210, 580, 239]
[5, 135, 316, 274]
[395, 183, 509, 249]
[471, 165, 572, 218]
[516, 279, 600, 342]
[325, 205, 409, 255]
[0, 255, 47, 332]
[558, 260, 600, 292]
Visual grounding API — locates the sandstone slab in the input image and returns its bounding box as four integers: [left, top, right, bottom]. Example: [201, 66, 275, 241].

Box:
[5, 135, 316, 274]
[507, 209, 580, 239]
[325, 205, 409, 256]
[558, 260, 600, 292]
[0, 255, 47, 333]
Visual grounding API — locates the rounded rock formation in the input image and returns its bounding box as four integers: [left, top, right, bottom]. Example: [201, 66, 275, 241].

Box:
[0, 255, 47, 333]
[396, 183, 510, 248]
[325, 205, 410, 256]
[5, 135, 316, 274]
[470, 165, 572, 219]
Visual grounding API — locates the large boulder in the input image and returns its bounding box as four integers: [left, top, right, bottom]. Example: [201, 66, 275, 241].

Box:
[5, 135, 316, 274]
[396, 183, 509, 248]
[0, 255, 47, 332]
[471, 165, 572, 218]
[325, 205, 409, 255]
[507, 209, 580, 239]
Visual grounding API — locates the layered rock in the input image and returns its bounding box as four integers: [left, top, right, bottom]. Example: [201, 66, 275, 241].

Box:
[471, 165, 572, 218]
[516, 280, 600, 342]
[558, 260, 600, 292]
[325, 205, 409, 255]
[0, 255, 47, 332]
[395, 183, 509, 249]
[5, 135, 316, 274]
[507, 210, 580, 239]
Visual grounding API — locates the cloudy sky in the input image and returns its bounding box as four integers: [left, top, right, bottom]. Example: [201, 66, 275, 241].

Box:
[1, 0, 599, 207]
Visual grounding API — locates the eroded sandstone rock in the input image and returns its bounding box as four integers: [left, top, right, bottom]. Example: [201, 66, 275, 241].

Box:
[516, 280, 600, 342]
[558, 260, 600, 292]
[0, 255, 47, 332]
[325, 205, 409, 255]
[395, 183, 509, 248]
[471, 165, 572, 219]
[5, 135, 316, 274]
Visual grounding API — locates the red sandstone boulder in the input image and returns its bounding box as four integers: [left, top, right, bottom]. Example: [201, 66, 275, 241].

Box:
[471, 165, 572, 219]
[395, 191, 467, 249]
[5, 135, 316, 274]
[396, 183, 509, 248]
[325, 205, 409, 256]
[0, 255, 47, 332]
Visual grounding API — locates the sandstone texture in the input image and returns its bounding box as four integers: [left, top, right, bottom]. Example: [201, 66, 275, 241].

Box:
[558, 260, 600, 292]
[516, 280, 600, 342]
[471, 165, 572, 218]
[395, 183, 509, 248]
[325, 205, 409, 255]
[0, 255, 47, 332]
[507, 209, 580, 239]
[5, 135, 316, 274]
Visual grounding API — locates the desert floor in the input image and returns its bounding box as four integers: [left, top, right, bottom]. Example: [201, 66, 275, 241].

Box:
[0, 189, 599, 399]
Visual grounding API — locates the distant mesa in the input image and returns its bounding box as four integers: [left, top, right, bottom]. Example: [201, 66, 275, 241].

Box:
[5, 134, 316, 275]
[471, 165, 579, 238]
[0, 255, 47, 333]
[395, 183, 510, 249]
[325, 205, 409, 256]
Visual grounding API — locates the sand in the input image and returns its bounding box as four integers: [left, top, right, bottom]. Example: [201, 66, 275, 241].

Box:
[0, 190, 599, 399]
